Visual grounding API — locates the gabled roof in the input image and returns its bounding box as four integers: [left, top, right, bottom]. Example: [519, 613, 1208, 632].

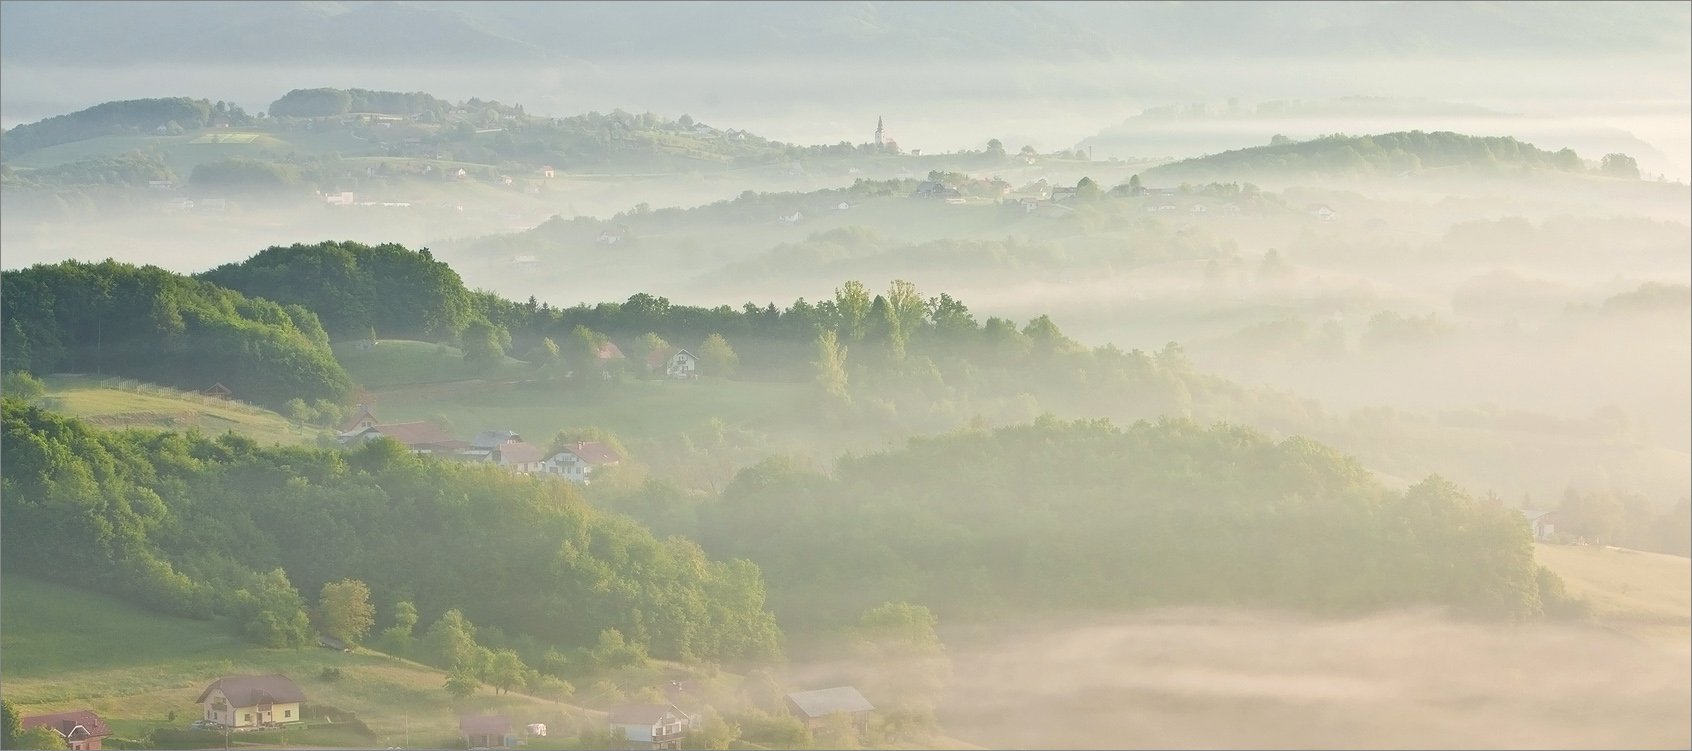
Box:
[608, 703, 687, 725]
[367, 421, 455, 447]
[498, 441, 547, 465]
[196, 674, 306, 706]
[785, 686, 875, 718]
[596, 342, 626, 360]
[21, 710, 111, 741]
[459, 714, 511, 735]
[561, 441, 622, 465]
[647, 348, 697, 369]
[339, 403, 379, 433]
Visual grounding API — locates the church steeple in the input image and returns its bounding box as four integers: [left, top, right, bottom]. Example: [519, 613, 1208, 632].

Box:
[875, 116, 884, 146]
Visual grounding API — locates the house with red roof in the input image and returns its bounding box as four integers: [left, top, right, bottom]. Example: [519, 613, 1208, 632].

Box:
[495, 441, 548, 473]
[20, 710, 112, 750]
[338, 421, 462, 455]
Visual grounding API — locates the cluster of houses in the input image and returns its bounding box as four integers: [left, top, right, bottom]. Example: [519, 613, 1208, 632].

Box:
[334, 405, 623, 484]
[21, 672, 877, 750]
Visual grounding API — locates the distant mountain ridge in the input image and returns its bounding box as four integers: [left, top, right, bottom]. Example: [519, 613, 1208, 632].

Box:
[3, 1, 1684, 66]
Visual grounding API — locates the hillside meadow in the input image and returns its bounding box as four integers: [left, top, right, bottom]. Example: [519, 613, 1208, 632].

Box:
[0, 572, 599, 749]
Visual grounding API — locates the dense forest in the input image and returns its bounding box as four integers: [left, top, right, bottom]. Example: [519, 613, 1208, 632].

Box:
[0, 97, 255, 156]
[1145, 131, 1618, 181]
[0, 401, 783, 665]
[0, 260, 351, 410]
[267, 87, 454, 119]
[641, 417, 1578, 631]
[199, 241, 473, 341]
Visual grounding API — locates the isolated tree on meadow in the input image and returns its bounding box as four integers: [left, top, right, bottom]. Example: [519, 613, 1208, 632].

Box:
[319, 578, 375, 645]
[444, 669, 480, 699]
[486, 649, 528, 695]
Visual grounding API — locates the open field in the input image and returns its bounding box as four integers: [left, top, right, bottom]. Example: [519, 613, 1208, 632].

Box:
[1535, 542, 1692, 651]
[40, 374, 317, 446]
[0, 572, 597, 749]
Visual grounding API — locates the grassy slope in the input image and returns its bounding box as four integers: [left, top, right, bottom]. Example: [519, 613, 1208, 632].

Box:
[0, 572, 595, 748]
[40, 374, 317, 447]
[336, 340, 811, 447]
[1535, 543, 1691, 651]
[6, 130, 371, 177]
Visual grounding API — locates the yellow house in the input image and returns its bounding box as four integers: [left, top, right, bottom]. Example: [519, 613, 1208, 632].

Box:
[196, 674, 306, 730]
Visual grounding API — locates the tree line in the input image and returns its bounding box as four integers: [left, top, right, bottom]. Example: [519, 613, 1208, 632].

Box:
[0, 259, 352, 410]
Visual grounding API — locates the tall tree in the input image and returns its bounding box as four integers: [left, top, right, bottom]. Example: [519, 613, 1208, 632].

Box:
[319, 578, 376, 645]
[699, 334, 739, 378]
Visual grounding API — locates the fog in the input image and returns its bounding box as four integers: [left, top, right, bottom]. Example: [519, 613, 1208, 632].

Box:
[934, 608, 1691, 749]
[3, 3, 1689, 749]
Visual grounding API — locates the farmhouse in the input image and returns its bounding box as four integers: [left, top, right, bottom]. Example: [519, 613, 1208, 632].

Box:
[543, 441, 623, 484]
[338, 403, 380, 433]
[202, 382, 233, 400]
[647, 348, 700, 380]
[607, 704, 697, 750]
[1518, 509, 1557, 540]
[459, 714, 516, 748]
[784, 686, 874, 733]
[197, 674, 306, 730]
[20, 710, 112, 750]
[495, 441, 548, 473]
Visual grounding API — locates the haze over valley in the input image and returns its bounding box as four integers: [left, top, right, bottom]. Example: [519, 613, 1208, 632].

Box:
[2, 3, 1687, 750]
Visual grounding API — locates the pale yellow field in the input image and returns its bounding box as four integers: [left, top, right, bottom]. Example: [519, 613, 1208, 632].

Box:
[1535, 542, 1691, 651]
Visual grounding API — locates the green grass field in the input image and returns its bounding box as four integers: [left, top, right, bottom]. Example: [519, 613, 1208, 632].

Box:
[0, 572, 597, 749]
[40, 374, 317, 447]
[1535, 542, 1691, 650]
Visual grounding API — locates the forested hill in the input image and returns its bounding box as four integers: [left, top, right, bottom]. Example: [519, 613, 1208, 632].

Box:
[1144, 131, 1629, 182]
[0, 401, 783, 664]
[690, 417, 1579, 631]
[0, 260, 352, 410]
[0, 97, 256, 157]
[199, 241, 473, 342]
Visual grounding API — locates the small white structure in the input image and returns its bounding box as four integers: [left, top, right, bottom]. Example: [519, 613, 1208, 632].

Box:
[1519, 509, 1557, 540]
[608, 704, 697, 750]
[325, 191, 356, 206]
[526, 723, 547, 738]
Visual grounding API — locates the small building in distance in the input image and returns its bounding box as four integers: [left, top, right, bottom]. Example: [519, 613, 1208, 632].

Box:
[459, 714, 516, 748]
[784, 686, 874, 734]
[20, 710, 112, 750]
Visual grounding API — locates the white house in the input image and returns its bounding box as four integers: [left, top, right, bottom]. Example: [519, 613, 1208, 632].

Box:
[608, 704, 697, 750]
[1519, 509, 1557, 541]
[646, 349, 700, 380]
[197, 675, 306, 730]
[543, 441, 623, 485]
